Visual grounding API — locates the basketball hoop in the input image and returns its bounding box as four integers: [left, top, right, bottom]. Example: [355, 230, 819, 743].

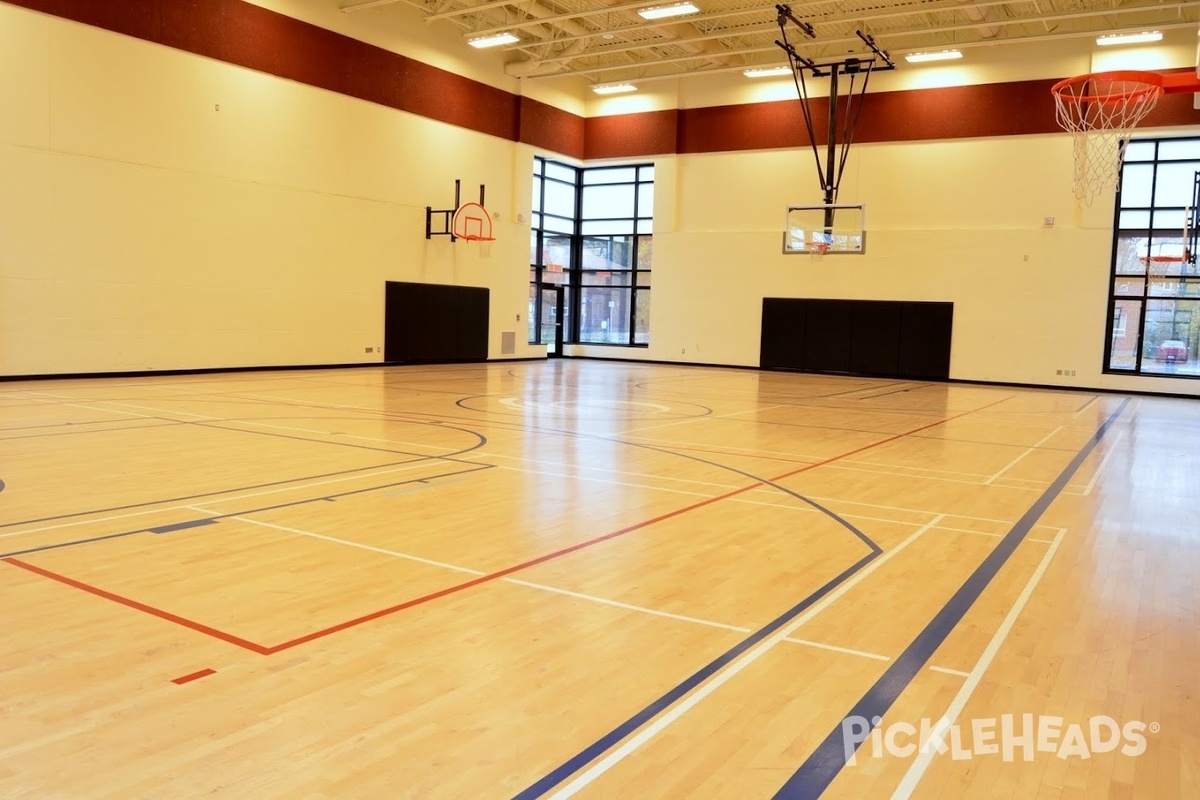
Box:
[461, 233, 495, 259]
[1140, 243, 1191, 277]
[809, 240, 830, 261]
[1051, 71, 1164, 205]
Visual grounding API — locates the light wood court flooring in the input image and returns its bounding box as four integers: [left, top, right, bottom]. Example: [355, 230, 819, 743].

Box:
[0, 361, 1196, 798]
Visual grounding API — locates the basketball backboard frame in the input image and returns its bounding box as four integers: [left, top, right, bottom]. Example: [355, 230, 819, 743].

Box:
[783, 203, 866, 255]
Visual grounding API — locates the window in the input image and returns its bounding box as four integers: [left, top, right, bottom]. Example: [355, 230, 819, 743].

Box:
[1105, 137, 1200, 376]
[529, 158, 653, 347]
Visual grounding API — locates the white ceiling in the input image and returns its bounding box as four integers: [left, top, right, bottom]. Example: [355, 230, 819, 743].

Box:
[340, 0, 1200, 86]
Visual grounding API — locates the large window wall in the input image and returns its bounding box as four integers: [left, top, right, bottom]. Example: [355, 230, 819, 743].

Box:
[529, 158, 653, 348]
[1106, 137, 1200, 377]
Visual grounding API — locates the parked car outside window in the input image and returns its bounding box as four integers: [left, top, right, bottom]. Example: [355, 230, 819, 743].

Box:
[1156, 340, 1189, 362]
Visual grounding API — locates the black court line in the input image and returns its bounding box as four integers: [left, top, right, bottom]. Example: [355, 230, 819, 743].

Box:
[1075, 395, 1099, 414]
[0, 465, 495, 559]
[0, 421, 488, 530]
[772, 397, 1130, 799]
[149, 518, 218, 534]
[512, 552, 880, 800]
[1, 420, 185, 442]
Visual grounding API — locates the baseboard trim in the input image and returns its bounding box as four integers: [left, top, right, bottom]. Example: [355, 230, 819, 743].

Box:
[0, 357, 543, 383]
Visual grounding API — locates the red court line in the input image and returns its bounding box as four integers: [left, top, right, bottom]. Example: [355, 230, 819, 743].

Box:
[2, 557, 270, 655]
[263, 486, 759, 653]
[172, 668, 216, 685]
[262, 394, 1015, 653]
[769, 395, 1015, 481]
[6, 395, 1013, 656]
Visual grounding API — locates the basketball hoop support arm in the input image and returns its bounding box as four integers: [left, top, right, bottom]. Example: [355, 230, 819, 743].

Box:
[775, 9, 893, 229]
[425, 179, 486, 241]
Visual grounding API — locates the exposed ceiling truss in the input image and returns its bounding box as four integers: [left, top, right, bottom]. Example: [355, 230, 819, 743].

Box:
[341, 0, 1200, 86]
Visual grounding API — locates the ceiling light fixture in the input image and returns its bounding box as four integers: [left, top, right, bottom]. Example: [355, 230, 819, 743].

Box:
[592, 83, 637, 95]
[1096, 31, 1163, 46]
[744, 66, 794, 78]
[467, 32, 519, 49]
[904, 49, 963, 63]
[637, 2, 700, 21]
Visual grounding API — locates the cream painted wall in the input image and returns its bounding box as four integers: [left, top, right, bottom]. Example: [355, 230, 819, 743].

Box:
[0, 5, 542, 376]
[570, 131, 1200, 397]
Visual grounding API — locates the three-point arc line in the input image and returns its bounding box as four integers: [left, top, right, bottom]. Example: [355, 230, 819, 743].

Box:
[1, 395, 1015, 657]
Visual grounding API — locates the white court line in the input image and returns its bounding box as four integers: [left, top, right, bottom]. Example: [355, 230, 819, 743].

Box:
[928, 665, 970, 678]
[622, 404, 790, 435]
[781, 637, 890, 662]
[481, 460, 936, 529]
[502, 578, 751, 634]
[97, 399, 216, 420]
[1081, 429, 1127, 497]
[234, 517, 486, 575]
[546, 515, 947, 800]
[934, 526, 1054, 546]
[215, 417, 466, 454]
[471, 451, 1035, 526]
[0, 507, 201, 542]
[620, 433, 830, 464]
[889, 526, 1068, 800]
[822, 463, 1028, 490]
[0, 461, 459, 542]
[230, 518, 891, 662]
[185, 505, 221, 516]
[984, 426, 1063, 485]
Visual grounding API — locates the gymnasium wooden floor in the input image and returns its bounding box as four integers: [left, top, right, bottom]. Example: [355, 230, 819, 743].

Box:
[1, 361, 1196, 799]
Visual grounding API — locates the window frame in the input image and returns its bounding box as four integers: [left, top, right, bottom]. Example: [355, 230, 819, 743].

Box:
[1103, 136, 1200, 378]
[529, 157, 653, 348]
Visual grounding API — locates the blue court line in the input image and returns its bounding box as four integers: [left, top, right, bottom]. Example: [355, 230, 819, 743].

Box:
[513, 551, 880, 800]
[773, 397, 1130, 799]
[149, 518, 218, 534]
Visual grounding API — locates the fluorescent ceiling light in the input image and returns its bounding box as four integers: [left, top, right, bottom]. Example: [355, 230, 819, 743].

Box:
[744, 66, 794, 78]
[1096, 31, 1163, 46]
[592, 83, 637, 95]
[904, 50, 963, 63]
[467, 32, 519, 49]
[638, 3, 699, 20]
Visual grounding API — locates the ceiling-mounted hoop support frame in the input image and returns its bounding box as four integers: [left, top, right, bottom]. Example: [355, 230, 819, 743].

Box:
[774, 5, 893, 233]
[426, 179, 487, 242]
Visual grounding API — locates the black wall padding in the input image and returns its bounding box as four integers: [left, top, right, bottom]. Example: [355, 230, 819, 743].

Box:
[803, 299, 854, 374]
[760, 298, 806, 370]
[850, 300, 903, 376]
[385, 281, 490, 363]
[760, 298, 953, 380]
[899, 301, 954, 379]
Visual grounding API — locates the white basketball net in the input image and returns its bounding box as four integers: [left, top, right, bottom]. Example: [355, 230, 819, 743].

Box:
[1052, 72, 1163, 206]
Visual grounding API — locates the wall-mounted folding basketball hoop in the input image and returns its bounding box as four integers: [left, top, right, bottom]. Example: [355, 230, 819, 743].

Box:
[426, 179, 493, 243]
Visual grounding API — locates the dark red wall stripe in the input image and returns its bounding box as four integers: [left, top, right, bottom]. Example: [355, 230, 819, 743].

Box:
[519, 96, 585, 159]
[4, 0, 574, 154]
[585, 110, 679, 159]
[7, 0, 1199, 161]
